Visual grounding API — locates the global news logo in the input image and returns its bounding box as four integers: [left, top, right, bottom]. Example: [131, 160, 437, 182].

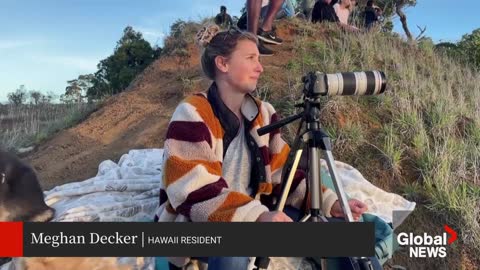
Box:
[397, 225, 457, 258]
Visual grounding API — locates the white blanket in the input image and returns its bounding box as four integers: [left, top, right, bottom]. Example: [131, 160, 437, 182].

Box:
[45, 149, 163, 222]
[1, 149, 415, 270]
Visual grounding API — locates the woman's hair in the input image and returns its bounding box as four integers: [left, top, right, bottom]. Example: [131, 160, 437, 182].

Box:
[195, 25, 258, 80]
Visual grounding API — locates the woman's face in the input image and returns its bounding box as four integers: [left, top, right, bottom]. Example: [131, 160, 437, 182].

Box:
[218, 39, 264, 94]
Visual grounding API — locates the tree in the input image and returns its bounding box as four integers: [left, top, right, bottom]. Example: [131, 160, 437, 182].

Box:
[86, 70, 111, 101]
[7, 85, 27, 106]
[435, 42, 461, 59]
[394, 0, 416, 41]
[169, 20, 187, 38]
[86, 26, 161, 100]
[435, 28, 480, 69]
[40, 92, 55, 104]
[29, 90, 42, 105]
[64, 74, 94, 103]
[458, 28, 480, 68]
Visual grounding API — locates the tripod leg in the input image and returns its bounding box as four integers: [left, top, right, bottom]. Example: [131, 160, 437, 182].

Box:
[276, 148, 303, 211]
[321, 139, 355, 222]
[308, 146, 323, 222]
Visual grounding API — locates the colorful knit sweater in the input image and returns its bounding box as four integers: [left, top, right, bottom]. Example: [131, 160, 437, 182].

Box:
[154, 83, 338, 223]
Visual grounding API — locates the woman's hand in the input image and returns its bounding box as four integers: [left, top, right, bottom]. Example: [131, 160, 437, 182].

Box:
[330, 199, 368, 221]
[256, 211, 293, 222]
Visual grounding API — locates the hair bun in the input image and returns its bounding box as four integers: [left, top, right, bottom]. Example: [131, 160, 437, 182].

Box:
[195, 24, 221, 48]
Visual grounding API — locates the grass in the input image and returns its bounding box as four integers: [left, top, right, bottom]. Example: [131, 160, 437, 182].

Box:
[0, 103, 97, 152]
[381, 123, 404, 176]
[261, 19, 480, 267]
[336, 119, 365, 153]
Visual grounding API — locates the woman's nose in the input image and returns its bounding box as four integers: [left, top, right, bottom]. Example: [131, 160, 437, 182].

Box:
[256, 61, 264, 73]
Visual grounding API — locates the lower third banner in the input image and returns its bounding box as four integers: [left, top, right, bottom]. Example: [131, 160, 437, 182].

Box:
[1, 222, 375, 257]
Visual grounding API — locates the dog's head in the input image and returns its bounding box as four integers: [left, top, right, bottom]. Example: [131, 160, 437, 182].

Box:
[0, 151, 55, 222]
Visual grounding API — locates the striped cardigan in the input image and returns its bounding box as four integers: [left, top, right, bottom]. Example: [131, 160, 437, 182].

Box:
[154, 83, 338, 223]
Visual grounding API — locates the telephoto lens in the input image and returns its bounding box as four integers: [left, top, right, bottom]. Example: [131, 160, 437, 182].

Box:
[311, 70, 387, 96]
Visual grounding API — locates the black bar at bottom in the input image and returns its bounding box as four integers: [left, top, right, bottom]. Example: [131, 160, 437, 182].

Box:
[23, 222, 375, 257]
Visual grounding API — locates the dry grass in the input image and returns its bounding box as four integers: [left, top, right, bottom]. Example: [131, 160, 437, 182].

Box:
[0, 103, 96, 152]
[262, 19, 480, 268]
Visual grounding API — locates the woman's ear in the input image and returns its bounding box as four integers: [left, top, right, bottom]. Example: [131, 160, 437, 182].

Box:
[214, 55, 229, 73]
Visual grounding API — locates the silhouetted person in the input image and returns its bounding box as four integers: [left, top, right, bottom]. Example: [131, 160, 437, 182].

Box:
[312, 0, 339, 23]
[365, 0, 382, 29]
[214, 6, 233, 29]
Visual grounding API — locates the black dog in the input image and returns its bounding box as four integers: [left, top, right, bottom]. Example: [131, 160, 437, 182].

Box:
[0, 151, 54, 222]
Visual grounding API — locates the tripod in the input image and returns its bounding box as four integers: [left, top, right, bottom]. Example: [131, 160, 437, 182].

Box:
[253, 93, 376, 270]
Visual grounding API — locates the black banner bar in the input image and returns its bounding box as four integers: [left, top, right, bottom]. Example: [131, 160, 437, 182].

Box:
[24, 222, 375, 257]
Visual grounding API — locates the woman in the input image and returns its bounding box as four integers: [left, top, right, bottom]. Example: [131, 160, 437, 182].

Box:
[155, 25, 368, 269]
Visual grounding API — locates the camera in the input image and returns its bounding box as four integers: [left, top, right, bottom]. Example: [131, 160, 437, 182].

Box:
[302, 70, 387, 97]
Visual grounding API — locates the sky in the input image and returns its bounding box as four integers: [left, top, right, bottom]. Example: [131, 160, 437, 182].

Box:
[0, 0, 478, 103]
